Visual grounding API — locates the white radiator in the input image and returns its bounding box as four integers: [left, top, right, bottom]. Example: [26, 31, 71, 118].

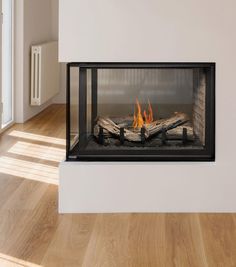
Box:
[31, 41, 60, 106]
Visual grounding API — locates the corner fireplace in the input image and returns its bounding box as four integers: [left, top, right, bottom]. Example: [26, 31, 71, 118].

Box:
[66, 63, 215, 161]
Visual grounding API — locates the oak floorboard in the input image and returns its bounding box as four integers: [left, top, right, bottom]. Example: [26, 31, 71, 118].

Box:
[0, 176, 23, 208]
[2, 180, 48, 211]
[127, 213, 165, 267]
[164, 213, 208, 267]
[199, 214, 236, 267]
[81, 214, 130, 267]
[42, 214, 97, 267]
[6, 185, 59, 264]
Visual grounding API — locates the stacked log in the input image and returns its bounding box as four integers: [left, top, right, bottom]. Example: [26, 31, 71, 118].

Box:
[143, 112, 189, 138]
[166, 125, 194, 140]
[94, 112, 192, 143]
[96, 117, 141, 142]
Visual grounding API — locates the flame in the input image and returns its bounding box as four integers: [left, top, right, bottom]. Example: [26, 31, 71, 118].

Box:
[133, 99, 154, 128]
[143, 100, 153, 124]
[133, 99, 144, 128]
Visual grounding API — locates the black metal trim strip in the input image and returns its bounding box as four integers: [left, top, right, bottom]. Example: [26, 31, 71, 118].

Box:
[69, 62, 215, 69]
[66, 64, 71, 160]
[91, 68, 98, 132]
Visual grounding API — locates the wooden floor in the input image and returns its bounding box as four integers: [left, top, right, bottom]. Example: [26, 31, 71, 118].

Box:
[0, 105, 236, 267]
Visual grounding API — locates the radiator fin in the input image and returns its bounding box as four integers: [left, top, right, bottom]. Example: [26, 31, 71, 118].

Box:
[31, 41, 59, 106]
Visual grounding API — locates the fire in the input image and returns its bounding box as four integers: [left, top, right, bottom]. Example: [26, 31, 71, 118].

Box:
[144, 100, 153, 124]
[133, 99, 154, 128]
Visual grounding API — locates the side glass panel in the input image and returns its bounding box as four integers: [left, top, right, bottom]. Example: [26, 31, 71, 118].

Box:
[69, 67, 79, 150]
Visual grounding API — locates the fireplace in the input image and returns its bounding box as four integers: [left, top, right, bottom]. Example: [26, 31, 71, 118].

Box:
[66, 63, 215, 161]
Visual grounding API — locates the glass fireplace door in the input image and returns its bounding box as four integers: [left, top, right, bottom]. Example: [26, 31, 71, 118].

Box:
[67, 63, 215, 161]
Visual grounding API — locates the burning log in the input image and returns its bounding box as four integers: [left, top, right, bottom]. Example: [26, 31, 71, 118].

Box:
[96, 117, 141, 142]
[94, 112, 190, 143]
[94, 123, 194, 141]
[144, 112, 189, 138]
[166, 125, 194, 140]
[94, 124, 111, 138]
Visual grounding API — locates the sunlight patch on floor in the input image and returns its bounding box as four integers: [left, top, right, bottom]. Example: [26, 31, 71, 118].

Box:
[8, 130, 66, 146]
[0, 156, 58, 185]
[8, 141, 65, 162]
[0, 252, 42, 267]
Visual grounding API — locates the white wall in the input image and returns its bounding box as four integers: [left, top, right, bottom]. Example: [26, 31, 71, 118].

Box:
[14, 0, 24, 123]
[51, 0, 59, 40]
[53, 63, 66, 104]
[59, 0, 236, 212]
[22, 0, 54, 122]
[51, 0, 66, 104]
[15, 0, 64, 123]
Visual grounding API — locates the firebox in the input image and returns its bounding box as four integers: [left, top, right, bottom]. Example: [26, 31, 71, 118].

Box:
[66, 63, 215, 161]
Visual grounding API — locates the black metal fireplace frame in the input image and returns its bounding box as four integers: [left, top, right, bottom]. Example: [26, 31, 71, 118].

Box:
[66, 62, 215, 162]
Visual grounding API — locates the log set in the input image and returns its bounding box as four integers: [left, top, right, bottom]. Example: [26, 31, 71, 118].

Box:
[94, 112, 194, 143]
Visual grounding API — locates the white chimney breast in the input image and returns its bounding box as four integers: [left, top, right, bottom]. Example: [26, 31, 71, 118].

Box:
[59, 0, 236, 212]
[59, 0, 233, 62]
